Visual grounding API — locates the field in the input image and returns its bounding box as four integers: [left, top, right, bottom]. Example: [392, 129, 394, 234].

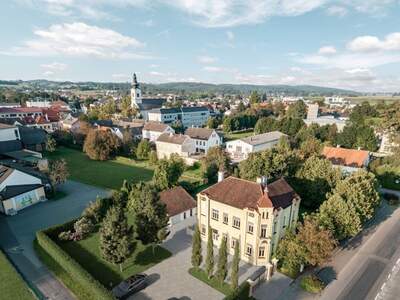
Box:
[47, 147, 203, 190]
[57, 215, 171, 288]
[346, 96, 400, 105]
[224, 129, 254, 141]
[0, 250, 34, 300]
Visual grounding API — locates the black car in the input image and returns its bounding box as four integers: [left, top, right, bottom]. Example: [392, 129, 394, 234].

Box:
[112, 274, 148, 299]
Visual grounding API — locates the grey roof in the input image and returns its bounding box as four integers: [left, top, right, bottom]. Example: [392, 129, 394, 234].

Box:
[240, 131, 287, 146]
[156, 133, 190, 145]
[0, 184, 43, 200]
[143, 122, 170, 132]
[0, 140, 23, 154]
[137, 98, 166, 111]
[185, 128, 214, 140]
[181, 107, 209, 113]
[18, 126, 47, 146]
[0, 123, 16, 129]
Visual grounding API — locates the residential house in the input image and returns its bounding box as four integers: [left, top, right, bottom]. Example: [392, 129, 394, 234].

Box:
[159, 186, 197, 226]
[61, 115, 80, 132]
[0, 165, 46, 215]
[226, 131, 287, 162]
[0, 107, 43, 119]
[184, 127, 222, 154]
[197, 174, 300, 277]
[0, 123, 23, 154]
[18, 127, 47, 152]
[142, 122, 175, 142]
[322, 146, 370, 174]
[148, 106, 210, 128]
[155, 133, 195, 160]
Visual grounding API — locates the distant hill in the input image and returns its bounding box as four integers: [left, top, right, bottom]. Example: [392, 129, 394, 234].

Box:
[0, 79, 359, 96]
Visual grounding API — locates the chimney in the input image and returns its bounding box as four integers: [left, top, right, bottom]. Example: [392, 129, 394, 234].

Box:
[357, 147, 361, 150]
[218, 170, 225, 182]
[336, 144, 340, 148]
[256, 176, 268, 191]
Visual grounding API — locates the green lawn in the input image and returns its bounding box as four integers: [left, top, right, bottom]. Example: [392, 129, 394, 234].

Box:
[0, 250, 34, 300]
[375, 165, 400, 191]
[48, 147, 203, 190]
[189, 267, 233, 296]
[224, 130, 254, 141]
[47, 147, 155, 189]
[57, 215, 171, 288]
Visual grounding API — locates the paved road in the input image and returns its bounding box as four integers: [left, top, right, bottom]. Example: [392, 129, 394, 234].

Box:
[320, 198, 400, 300]
[0, 180, 110, 300]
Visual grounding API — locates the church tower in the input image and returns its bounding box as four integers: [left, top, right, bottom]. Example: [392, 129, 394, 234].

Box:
[131, 73, 142, 108]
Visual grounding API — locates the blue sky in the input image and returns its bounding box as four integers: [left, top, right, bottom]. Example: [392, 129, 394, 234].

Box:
[0, 1, 399, 92]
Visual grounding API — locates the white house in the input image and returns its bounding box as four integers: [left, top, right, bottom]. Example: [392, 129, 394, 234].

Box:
[155, 133, 195, 160]
[142, 122, 175, 142]
[0, 165, 46, 215]
[159, 186, 197, 226]
[61, 116, 79, 132]
[148, 106, 210, 128]
[226, 131, 287, 161]
[184, 127, 222, 154]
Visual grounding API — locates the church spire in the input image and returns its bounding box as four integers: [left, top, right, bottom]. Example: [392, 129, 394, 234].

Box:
[132, 73, 139, 88]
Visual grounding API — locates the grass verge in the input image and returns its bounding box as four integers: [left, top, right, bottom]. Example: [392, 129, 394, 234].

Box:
[188, 267, 233, 296]
[300, 275, 324, 293]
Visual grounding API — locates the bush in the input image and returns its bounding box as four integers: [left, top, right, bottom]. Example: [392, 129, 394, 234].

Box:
[58, 231, 73, 241]
[223, 282, 251, 300]
[36, 226, 113, 300]
[300, 275, 324, 293]
[74, 217, 95, 239]
[82, 197, 113, 224]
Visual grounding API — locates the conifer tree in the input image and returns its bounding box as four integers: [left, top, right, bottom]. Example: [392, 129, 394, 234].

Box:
[99, 205, 133, 272]
[191, 225, 202, 268]
[231, 241, 240, 290]
[205, 227, 214, 278]
[215, 236, 228, 284]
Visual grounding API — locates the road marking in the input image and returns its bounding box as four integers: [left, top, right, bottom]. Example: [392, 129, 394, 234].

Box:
[375, 257, 400, 300]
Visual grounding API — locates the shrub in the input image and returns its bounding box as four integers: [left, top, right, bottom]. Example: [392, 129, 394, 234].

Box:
[300, 275, 324, 294]
[74, 217, 95, 240]
[36, 228, 113, 300]
[58, 231, 73, 241]
[82, 197, 113, 224]
[223, 282, 251, 300]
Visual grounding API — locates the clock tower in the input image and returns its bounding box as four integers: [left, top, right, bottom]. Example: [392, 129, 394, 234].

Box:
[131, 73, 142, 108]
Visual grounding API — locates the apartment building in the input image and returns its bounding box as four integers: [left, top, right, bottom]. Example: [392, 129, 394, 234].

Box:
[147, 106, 210, 128]
[197, 175, 300, 273]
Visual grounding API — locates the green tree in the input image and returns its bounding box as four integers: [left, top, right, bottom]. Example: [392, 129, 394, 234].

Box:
[207, 117, 219, 129]
[333, 170, 380, 223]
[254, 117, 277, 134]
[205, 227, 214, 278]
[230, 241, 240, 290]
[215, 236, 228, 284]
[355, 125, 379, 151]
[149, 150, 158, 165]
[153, 155, 185, 190]
[287, 100, 307, 119]
[48, 159, 69, 190]
[99, 205, 133, 272]
[297, 217, 337, 266]
[318, 194, 362, 240]
[191, 225, 202, 268]
[278, 117, 305, 137]
[249, 91, 261, 104]
[299, 137, 322, 159]
[136, 139, 151, 160]
[127, 182, 169, 251]
[294, 156, 341, 209]
[201, 147, 230, 182]
[276, 230, 306, 277]
[83, 129, 121, 160]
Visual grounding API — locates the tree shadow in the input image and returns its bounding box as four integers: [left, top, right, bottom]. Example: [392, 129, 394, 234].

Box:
[134, 245, 171, 267]
[316, 266, 337, 285]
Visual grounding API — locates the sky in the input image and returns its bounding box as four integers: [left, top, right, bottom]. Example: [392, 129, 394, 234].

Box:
[0, 1, 399, 92]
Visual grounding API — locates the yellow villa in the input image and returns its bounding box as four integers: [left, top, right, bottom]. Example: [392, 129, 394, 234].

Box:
[197, 173, 301, 277]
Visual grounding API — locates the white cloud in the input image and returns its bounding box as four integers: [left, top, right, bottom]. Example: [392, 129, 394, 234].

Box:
[1, 22, 151, 59]
[347, 32, 400, 52]
[41, 62, 67, 71]
[326, 5, 348, 17]
[197, 55, 218, 64]
[318, 45, 337, 54]
[149, 71, 165, 76]
[203, 66, 223, 72]
[43, 70, 54, 76]
[226, 31, 234, 41]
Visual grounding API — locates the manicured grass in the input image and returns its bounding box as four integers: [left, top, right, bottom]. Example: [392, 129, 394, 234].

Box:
[34, 240, 95, 300]
[0, 250, 34, 300]
[57, 216, 172, 288]
[189, 267, 233, 296]
[47, 147, 154, 189]
[224, 130, 254, 141]
[375, 165, 400, 191]
[300, 275, 324, 294]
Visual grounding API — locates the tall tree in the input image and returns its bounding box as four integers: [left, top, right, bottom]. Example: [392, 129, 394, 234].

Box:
[45, 135, 57, 152]
[99, 205, 133, 272]
[48, 159, 69, 190]
[215, 236, 228, 284]
[297, 217, 337, 266]
[230, 241, 240, 290]
[287, 100, 307, 119]
[153, 155, 185, 190]
[254, 117, 277, 134]
[201, 147, 230, 182]
[191, 225, 202, 268]
[205, 227, 214, 279]
[136, 139, 151, 160]
[276, 230, 306, 276]
[83, 129, 121, 160]
[127, 182, 169, 251]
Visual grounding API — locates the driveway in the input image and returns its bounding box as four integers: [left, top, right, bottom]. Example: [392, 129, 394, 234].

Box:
[0, 180, 110, 300]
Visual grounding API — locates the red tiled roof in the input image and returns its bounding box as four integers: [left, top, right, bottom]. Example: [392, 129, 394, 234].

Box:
[159, 186, 196, 217]
[322, 146, 369, 168]
[200, 177, 298, 210]
[0, 107, 42, 113]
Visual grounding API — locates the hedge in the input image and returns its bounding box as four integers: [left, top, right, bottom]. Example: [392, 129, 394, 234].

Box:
[223, 282, 251, 300]
[36, 222, 114, 300]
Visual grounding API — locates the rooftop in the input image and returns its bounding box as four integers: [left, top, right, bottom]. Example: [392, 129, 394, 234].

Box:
[156, 133, 190, 145]
[322, 146, 370, 168]
[185, 127, 215, 140]
[143, 122, 171, 132]
[159, 186, 196, 217]
[239, 131, 287, 146]
[200, 176, 298, 210]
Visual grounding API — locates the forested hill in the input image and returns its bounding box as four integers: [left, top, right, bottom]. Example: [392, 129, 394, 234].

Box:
[0, 79, 359, 96]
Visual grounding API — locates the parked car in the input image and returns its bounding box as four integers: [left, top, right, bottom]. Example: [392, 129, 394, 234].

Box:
[112, 274, 148, 299]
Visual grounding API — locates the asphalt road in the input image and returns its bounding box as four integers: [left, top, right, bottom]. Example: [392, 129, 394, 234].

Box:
[321, 195, 400, 300]
[0, 180, 110, 300]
